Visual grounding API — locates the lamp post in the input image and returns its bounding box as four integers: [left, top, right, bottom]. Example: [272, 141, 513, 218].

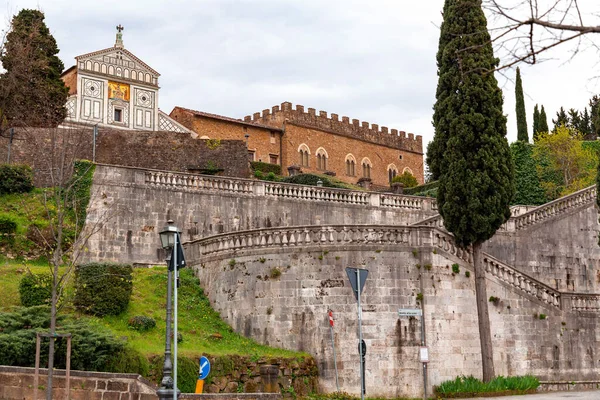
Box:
[157, 220, 181, 400]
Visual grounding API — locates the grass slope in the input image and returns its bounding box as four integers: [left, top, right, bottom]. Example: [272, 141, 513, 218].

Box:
[0, 258, 300, 359]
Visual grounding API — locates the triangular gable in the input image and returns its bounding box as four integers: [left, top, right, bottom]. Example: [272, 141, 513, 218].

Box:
[75, 47, 160, 77]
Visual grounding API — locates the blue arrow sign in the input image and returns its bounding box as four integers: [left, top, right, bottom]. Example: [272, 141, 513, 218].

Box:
[198, 356, 211, 380]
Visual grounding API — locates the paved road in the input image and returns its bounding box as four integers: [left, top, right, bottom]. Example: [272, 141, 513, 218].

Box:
[473, 391, 600, 400]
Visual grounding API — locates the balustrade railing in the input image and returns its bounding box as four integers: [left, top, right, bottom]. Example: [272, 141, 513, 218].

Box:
[264, 182, 370, 205]
[185, 225, 427, 261]
[142, 169, 437, 210]
[513, 185, 596, 231]
[564, 294, 600, 312]
[432, 229, 472, 264]
[145, 170, 255, 193]
[483, 254, 561, 309]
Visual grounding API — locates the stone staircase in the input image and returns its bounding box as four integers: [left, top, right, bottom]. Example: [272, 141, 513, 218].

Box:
[412, 184, 597, 232]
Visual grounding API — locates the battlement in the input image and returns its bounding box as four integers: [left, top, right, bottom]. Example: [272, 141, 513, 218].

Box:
[243, 101, 423, 153]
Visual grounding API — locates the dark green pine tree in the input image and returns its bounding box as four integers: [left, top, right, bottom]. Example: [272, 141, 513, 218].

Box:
[567, 108, 581, 135]
[539, 105, 549, 134]
[510, 141, 546, 205]
[532, 104, 540, 139]
[552, 107, 569, 132]
[432, 0, 514, 382]
[0, 9, 68, 128]
[515, 67, 528, 141]
[579, 108, 592, 139]
[590, 95, 600, 139]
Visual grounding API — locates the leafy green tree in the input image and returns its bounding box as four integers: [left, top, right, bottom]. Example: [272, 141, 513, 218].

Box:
[0, 9, 68, 130]
[432, 0, 514, 382]
[532, 104, 540, 139]
[515, 67, 528, 141]
[510, 141, 546, 205]
[552, 107, 568, 132]
[539, 105, 549, 135]
[533, 126, 598, 200]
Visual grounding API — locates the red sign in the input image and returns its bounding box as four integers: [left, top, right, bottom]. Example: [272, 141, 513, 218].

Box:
[328, 310, 334, 327]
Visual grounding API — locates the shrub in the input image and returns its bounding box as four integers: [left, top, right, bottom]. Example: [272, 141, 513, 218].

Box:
[128, 316, 156, 331]
[250, 161, 281, 175]
[0, 216, 17, 235]
[269, 268, 281, 279]
[281, 173, 354, 189]
[0, 306, 146, 374]
[404, 180, 439, 195]
[451, 263, 460, 274]
[19, 273, 53, 307]
[74, 263, 133, 316]
[391, 171, 418, 188]
[0, 164, 34, 195]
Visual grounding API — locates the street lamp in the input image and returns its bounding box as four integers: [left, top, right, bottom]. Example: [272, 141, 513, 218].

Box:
[157, 220, 181, 400]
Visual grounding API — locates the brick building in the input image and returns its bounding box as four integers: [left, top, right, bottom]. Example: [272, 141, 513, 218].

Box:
[171, 102, 424, 188]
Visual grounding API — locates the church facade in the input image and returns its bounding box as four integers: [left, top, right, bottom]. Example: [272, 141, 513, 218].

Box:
[61, 26, 189, 134]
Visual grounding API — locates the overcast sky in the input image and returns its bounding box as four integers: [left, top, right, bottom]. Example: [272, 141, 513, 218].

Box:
[2, 0, 599, 155]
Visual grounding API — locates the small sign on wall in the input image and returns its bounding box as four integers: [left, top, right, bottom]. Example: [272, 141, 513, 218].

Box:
[419, 346, 429, 363]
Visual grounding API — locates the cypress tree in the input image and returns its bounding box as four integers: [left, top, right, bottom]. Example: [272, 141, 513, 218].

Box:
[0, 9, 68, 128]
[515, 67, 528, 141]
[511, 141, 546, 205]
[552, 107, 568, 132]
[539, 105, 549, 134]
[432, 0, 513, 382]
[532, 104, 540, 140]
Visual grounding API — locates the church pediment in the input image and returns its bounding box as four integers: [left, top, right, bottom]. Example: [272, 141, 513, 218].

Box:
[76, 47, 160, 86]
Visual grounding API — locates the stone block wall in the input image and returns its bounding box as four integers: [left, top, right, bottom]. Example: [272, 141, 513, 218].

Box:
[0, 127, 249, 186]
[82, 165, 437, 265]
[485, 196, 600, 293]
[187, 225, 599, 398]
[0, 366, 156, 400]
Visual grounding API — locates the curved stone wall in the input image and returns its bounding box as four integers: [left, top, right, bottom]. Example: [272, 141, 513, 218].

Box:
[186, 225, 599, 398]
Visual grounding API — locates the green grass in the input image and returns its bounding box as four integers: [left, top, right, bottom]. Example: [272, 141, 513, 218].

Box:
[0, 259, 301, 359]
[435, 375, 540, 397]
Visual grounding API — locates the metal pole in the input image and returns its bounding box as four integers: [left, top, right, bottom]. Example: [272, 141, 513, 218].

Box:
[7, 127, 14, 164]
[329, 311, 340, 392]
[92, 125, 97, 163]
[173, 233, 178, 400]
[421, 312, 427, 400]
[34, 333, 40, 400]
[66, 336, 71, 399]
[157, 256, 174, 399]
[357, 269, 364, 400]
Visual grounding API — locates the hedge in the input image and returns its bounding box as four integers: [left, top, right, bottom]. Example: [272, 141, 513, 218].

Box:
[0, 216, 17, 236]
[404, 180, 439, 196]
[19, 273, 53, 307]
[0, 164, 34, 195]
[281, 173, 351, 189]
[250, 161, 281, 175]
[74, 263, 133, 316]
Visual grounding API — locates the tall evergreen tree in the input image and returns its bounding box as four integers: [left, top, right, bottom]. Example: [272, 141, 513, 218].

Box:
[539, 105, 549, 134]
[532, 104, 540, 139]
[515, 67, 528, 141]
[552, 107, 568, 132]
[431, 0, 514, 382]
[579, 108, 592, 139]
[0, 9, 68, 129]
[590, 95, 600, 139]
[511, 141, 546, 205]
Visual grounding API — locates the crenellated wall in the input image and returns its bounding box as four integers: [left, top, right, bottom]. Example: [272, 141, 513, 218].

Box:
[184, 225, 599, 398]
[245, 102, 422, 154]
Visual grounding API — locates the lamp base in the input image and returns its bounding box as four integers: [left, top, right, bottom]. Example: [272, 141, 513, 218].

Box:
[156, 387, 181, 400]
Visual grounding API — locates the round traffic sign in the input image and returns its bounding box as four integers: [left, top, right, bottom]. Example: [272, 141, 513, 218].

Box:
[198, 356, 211, 380]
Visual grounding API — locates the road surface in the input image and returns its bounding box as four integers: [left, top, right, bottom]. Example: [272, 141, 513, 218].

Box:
[473, 391, 600, 400]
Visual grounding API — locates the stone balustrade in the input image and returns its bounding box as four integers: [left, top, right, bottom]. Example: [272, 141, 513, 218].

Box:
[432, 229, 472, 264]
[143, 169, 436, 210]
[564, 294, 600, 312]
[512, 185, 596, 231]
[483, 254, 561, 309]
[185, 225, 431, 262]
[145, 170, 255, 194]
[263, 181, 370, 205]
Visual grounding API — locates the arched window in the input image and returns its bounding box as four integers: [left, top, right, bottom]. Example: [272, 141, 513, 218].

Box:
[298, 144, 310, 167]
[361, 158, 372, 179]
[403, 167, 413, 175]
[387, 164, 398, 183]
[345, 154, 356, 176]
[316, 147, 328, 171]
